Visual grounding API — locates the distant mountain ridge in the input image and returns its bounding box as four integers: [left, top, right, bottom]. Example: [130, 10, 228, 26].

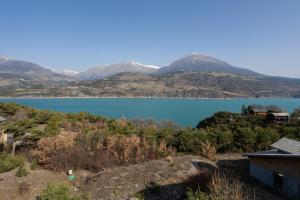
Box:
[157, 54, 261, 76]
[52, 54, 262, 80]
[0, 58, 73, 81]
[1, 54, 300, 98]
[78, 61, 159, 80]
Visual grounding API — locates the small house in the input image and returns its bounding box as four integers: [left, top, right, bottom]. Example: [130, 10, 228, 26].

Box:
[268, 112, 290, 123]
[244, 137, 300, 199]
[247, 105, 284, 118]
[0, 116, 6, 123]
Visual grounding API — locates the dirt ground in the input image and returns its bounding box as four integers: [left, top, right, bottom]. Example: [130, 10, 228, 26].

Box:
[0, 154, 284, 200]
[0, 163, 68, 200]
[80, 155, 216, 200]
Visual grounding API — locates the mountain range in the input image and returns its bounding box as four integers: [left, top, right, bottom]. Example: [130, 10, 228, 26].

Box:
[0, 58, 73, 81]
[77, 61, 159, 80]
[0, 54, 300, 98]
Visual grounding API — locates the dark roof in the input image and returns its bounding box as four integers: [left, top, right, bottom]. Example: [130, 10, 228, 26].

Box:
[244, 149, 300, 159]
[244, 137, 300, 159]
[0, 116, 6, 122]
[271, 137, 300, 154]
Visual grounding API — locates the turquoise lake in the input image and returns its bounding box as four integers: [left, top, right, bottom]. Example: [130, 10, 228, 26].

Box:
[0, 98, 299, 127]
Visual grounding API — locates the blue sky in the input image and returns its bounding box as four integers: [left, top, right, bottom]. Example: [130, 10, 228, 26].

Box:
[1, 0, 300, 77]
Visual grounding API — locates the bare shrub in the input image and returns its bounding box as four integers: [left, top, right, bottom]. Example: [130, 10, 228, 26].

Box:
[32, 132, 76, 165]
[209, 171, 255, 200]
[32, 132, 76, 170]
[200, 142, 216, 160]
[32, 132, 173, 171]
[103, 135, 175, 165]
[158, 140, 176, 156]
[104, 135, 155, 164]
[184, 170, 255, 200]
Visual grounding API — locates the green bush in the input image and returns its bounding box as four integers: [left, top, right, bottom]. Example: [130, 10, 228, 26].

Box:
[40, 183, 81, 200]
[291, 108, 300, 119]
[172, 128, 208, 154]
[186, 188, 210, 200]
[0, 102, 23, 115]
[0, 153, 25, 173]
[16, 166, 29, 177]
[134, 192, 145, 200]
[30, 159, 39, 170]
[233, 127, 257, 152]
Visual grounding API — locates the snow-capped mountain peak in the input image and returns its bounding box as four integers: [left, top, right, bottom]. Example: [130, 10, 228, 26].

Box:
[129, 61, 160, 69]
[51, 69, 79, 77]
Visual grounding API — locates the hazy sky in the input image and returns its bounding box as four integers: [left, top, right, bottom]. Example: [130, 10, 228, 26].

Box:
[1, 0, 300, 77]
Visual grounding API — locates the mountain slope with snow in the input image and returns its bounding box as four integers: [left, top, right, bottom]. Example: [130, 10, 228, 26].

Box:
[51, 69, 79, 77]
[79, 61, 159, 80]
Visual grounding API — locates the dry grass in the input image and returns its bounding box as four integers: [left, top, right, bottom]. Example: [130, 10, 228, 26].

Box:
[209, 171, 255, 200]
[18, 182, 30, 196]
[200, 142, 216, 160]
[104, 135, 175, 165]
[32, 132, 174, 171]
[184, 169, 255, 200]
[32, 132, 76, 166]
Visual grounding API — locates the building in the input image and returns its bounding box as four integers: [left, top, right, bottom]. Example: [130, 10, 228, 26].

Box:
[244, 137, 300, 199]
[267, 112, 290, 123]
[0, 116, 6, 123]
[247, 105, 284, 118]
[248, 107, 269, 116]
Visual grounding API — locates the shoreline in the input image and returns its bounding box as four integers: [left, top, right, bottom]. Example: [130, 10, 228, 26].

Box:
[0, 96, 298, 100]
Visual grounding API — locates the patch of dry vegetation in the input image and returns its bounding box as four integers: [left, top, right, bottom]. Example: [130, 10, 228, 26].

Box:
[32, 132, 175, 171]
[209, 171, 255, 200]
[186, 170, 255, 200]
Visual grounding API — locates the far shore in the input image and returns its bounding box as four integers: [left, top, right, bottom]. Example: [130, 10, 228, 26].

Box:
[0, 96, 298, 100]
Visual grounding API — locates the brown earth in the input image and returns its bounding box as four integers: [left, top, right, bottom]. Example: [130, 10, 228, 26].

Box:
[0, 154, 284, 200]
[0, 162, 68, 200]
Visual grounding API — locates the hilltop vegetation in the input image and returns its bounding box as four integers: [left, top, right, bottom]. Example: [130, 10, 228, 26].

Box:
[1, 103, 300, 164]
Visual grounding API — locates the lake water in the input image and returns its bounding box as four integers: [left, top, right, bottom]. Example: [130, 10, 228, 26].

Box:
[0, 98, 299, 127]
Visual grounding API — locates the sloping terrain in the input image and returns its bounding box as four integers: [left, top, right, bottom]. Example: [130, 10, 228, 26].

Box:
[0, 155, 283, 200]
[0, 162, 67, 200]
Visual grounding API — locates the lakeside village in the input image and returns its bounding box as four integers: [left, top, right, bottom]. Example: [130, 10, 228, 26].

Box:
[0, 103, 300, 200]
